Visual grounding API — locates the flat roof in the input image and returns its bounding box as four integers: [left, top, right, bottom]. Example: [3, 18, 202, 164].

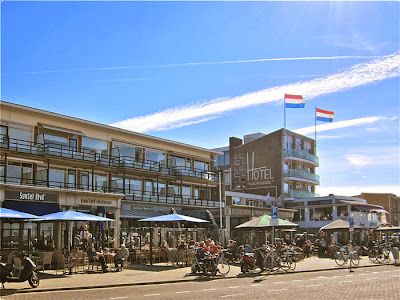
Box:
[1, 100, 222, 156]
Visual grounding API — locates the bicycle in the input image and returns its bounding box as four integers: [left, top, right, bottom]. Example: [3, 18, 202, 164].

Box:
[334, 246, 359, 266]
[215, 250, 230, 275]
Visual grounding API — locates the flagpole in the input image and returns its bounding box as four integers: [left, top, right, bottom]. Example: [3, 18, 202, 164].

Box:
[315, 106, 317, 142]
[284, 93, 286, 130]
[314, 106, 318, 156]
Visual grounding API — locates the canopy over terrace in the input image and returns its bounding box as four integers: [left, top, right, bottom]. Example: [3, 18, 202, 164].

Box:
[139, 213, 209, 248]
[235, 214, 298, 246]
[40, 210, 115, 250]
[235, 214, 298, 229]
[319, 219, 361, 232]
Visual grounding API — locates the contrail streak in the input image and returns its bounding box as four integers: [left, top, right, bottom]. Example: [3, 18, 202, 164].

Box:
[26, 55, 378, 74]
[110, 52, 400, 133]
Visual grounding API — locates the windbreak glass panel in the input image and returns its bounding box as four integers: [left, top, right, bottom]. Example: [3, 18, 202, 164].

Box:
[9, 127, 32, 141]
[114, 143, 135, 157]
[169, 155, 185, 167]
[194, 160, 205, 170]
[146, 150, 165, 162]
[82, 137, 107, 153]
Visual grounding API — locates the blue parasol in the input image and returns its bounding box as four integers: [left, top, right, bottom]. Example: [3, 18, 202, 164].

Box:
[40, 210, 115, 221]
[138, 213, 208, 223]
[0, 207, 41, 219]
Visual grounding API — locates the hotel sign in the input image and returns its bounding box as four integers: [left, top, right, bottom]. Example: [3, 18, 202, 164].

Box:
[246, 152, 275, 187]
[5, 190, 58, 202]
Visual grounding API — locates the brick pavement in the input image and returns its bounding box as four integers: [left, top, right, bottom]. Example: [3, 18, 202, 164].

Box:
[2, 255, 393, 293]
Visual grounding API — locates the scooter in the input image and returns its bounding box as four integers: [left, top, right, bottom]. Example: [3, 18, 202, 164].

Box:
[0, 252, 40, 289]
[191, 248, 217, 277]
[240, 248, 266, 273]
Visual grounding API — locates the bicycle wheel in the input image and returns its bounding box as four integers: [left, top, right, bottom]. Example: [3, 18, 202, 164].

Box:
[217, 258, 230, 275]
[350, 253, 360, 266]
[279, 256, 291, 272]
[368, 249, 377, 263]
[376, 249, 386, 264]
[335, 252, 346, 266]
[383, 248, 391, 263]
[289, 258, 296, 271]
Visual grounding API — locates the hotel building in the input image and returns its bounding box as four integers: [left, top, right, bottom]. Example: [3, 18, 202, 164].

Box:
[0, 101, 222, 249]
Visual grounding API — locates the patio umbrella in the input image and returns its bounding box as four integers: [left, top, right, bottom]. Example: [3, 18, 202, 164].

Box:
[40, 210, 115, 222]
[0, 207, 41, 219]
[139, 213, 208, 249]
[319, 219, 361, 232]
[235, 214, 298, 229]
[138, 213, 208, 223]
[40, 210, 115, 251]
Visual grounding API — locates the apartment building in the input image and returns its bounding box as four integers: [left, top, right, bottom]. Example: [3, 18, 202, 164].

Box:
[0, 101, 222, 249]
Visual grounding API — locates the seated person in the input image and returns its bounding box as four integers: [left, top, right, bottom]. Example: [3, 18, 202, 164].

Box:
[46, 240, 56, 251]
[87, 242, 108, 272]
[114, 244, 129, 271]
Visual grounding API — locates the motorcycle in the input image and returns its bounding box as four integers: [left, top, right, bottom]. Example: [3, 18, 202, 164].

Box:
[240, 248, 266, 273]
[0, 252, 40, 289]
[191, 248, 217, 277]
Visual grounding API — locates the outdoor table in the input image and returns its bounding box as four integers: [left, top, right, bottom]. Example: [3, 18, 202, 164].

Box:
[103, 252, 116, 268]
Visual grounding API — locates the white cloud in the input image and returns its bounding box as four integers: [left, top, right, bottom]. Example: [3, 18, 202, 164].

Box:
[320, 33, 391, 54]
[317, 185, 400, 197]
[345, 154, 374, 168]
[110, 52, 400, 133]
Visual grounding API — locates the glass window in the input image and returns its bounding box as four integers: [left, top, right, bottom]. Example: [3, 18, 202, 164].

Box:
[234, 160, 240, 165]
[224, 172, 230, 185]
[113, 143, 135, 158]
[7, 161, 22, 183]
[194, 160, 205, 170]
[232, 197, 241, 205]
[68, 170, 76, 189]
[21, 163, 32, 184]
[312, 207, 333, 221]
[124, 177, 141, 194]
[337, 206, 348, 217]
[182, 186, 191, 197]
[286, 135, 294, 149]
[293, 208, 305, 222]
[81, 171, 90, 189]
[82, 137, 107, 153]
[295, 138, 303, 150]
[9, 127, 32, 141]
[49, 168, 66, 187]
[157, 181, 166, 196]
[234, 172, 241, 177]
[239, 153, 245, 159]
[146, 149, 165, 162]
[145, 180, 155, 195]
[169, 155, 185, 167]
[94, 173, 108, 192]
[44, 134, 68, 145]
[168, 184, 179, 197]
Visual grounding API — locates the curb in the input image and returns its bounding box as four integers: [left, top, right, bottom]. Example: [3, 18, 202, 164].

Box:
[5, 263, 388, 294]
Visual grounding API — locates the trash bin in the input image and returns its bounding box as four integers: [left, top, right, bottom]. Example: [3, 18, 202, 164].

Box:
[392, 247, 399, 266]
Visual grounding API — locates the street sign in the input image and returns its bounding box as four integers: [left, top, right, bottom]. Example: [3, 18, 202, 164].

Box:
[271, 206, 279, 226]
[349, 217, 354, 232]
[272, 206, 278, 219]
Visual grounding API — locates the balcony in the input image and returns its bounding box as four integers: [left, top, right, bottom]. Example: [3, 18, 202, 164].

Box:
[284, 190, 320, 199]
[0, 135, 219, 183]
[0, 175, 220, 208]
[284, 149, 319, 166]
[284, 169, 320, 184]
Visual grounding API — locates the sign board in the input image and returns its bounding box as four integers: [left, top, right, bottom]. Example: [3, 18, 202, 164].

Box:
[349, 217, 354, 232]
[272, 206, 278, 219]
[270, 206, 279, 225]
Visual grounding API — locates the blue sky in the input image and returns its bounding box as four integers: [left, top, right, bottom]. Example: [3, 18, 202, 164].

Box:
[1, 1, 399, 197]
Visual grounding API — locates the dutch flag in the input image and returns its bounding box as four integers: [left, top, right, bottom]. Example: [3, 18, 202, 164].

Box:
[284, 94, 305, 108]
[316, 108, 334, 122]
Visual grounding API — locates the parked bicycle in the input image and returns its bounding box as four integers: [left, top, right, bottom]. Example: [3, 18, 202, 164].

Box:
[334, 246, 359, 266]
[216, 250, 230, 275]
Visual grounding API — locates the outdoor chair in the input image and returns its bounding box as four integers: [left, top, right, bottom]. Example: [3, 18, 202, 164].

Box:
[36, 252, 54, 273]
[12, 256, 24, 277]
[167, 249, 177, 265]
[87, 256, 102, 272]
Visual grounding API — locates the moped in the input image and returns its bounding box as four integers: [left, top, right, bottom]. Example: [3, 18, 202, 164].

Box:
[0, 252, 40, 289]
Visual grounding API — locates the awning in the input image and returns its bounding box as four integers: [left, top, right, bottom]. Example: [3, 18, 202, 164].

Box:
[4, 200, 60, 216]
[39, 124, 85, 136]
[340, 200, 383, 210]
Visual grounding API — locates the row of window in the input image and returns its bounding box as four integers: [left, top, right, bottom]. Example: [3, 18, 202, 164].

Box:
[0, 160, 213, 199]
[294, 207, 382, 222]
[0, 124, 211, 172]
